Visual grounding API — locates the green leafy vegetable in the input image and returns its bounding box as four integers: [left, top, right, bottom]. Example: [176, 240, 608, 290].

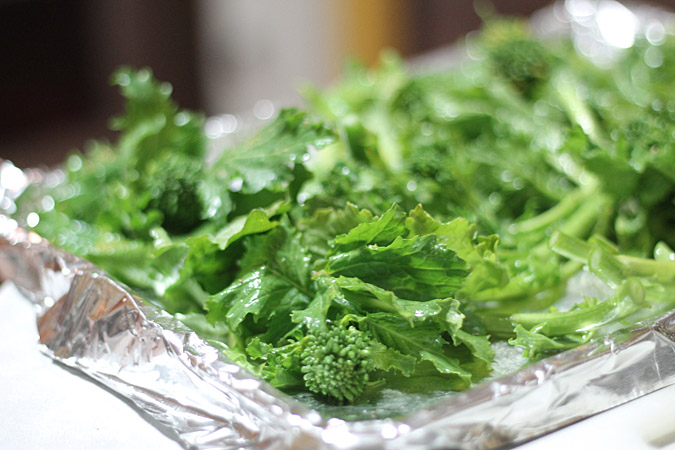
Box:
[14, 14, 675, 417]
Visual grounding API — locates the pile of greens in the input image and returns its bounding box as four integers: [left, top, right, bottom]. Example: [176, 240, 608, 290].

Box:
[16, 17, 675, 414]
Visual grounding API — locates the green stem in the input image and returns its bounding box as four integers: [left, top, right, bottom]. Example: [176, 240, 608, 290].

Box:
[589, 247, 624, 288]
[511, 296, 620, 336]
[511, 277, 645, 336]
[552, 231, 675, 281]
[508, 186, 589, 235]
[554, 70, 608, 148]
[557, 191, 610, 238]
[616, 255, 675, 281]
[550, 232, 613, 263]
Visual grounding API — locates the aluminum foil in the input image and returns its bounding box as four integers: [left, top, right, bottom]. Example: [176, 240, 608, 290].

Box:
[1, 2, 674, 448]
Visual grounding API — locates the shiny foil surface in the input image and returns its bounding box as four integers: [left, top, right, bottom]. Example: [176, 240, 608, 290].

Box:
[1, 2, 674, 448]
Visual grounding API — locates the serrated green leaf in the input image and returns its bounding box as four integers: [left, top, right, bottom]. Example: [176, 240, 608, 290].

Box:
[327, 235, 468, 301]
[406, 206, 481, 263]
[370, 340, 417, 376]
[332, 204, 407, 253]
[297, 203, 375, 257]
[361, 313, 472, 383]
[453, 329, 494, 374]
[111, 67, 206, 171]
[212, 209, 279, 250]
[291, 276, 341, 331]
[213, 108, 335, 195]
[246, 337, 304, 389]
[206, 268, 310, 331]
[335, 276, 448, 322]
[404, 205, 510, 298]
[206, 225, 314, 332]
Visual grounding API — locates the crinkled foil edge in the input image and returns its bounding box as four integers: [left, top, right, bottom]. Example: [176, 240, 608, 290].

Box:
[2, 2, 675, 448]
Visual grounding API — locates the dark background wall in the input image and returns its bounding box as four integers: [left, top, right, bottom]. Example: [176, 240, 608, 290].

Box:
[1, 0, 200, 167]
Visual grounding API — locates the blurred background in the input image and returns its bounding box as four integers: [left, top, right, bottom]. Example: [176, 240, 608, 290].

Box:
[2, 0, 674, 168]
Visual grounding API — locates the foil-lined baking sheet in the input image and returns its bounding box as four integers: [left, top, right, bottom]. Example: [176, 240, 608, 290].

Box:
[1, 1, 674, 448]
[3, 208, 675, 450]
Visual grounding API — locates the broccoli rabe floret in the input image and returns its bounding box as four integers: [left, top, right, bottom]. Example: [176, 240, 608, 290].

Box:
[489, 38, 551, 96]
[300, 323, 375, 403]
[619, 113, 673, 173]
[481, 20, 553, 97]
[143, 155, 205, 235]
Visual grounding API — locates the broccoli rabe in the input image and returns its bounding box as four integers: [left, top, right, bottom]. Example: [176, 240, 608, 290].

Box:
[510, 232, 675, 357]
[300, 323, 375, 403]
[482, 20, 554, 97]
[142, 154, 205, 235]
[12, 12, 675, 418]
